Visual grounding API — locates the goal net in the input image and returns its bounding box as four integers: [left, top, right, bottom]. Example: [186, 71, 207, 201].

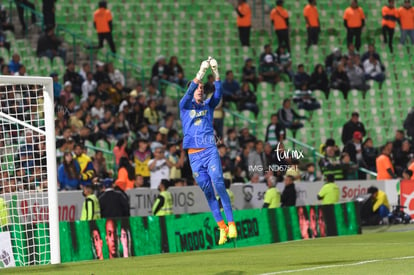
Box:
[0, 76, 60, 267]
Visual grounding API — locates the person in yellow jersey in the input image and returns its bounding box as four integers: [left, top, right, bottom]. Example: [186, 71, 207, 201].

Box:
[80, 183, 101, 221]
[262, 175, 281, 209]
[152, 179, 173, 216]
[317, 174, 340, 205]
[133, 138, 151, 187]
[367, 186, 391, 224]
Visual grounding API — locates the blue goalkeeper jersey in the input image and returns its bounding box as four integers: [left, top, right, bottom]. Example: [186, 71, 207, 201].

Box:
[180, 81, 222, 149]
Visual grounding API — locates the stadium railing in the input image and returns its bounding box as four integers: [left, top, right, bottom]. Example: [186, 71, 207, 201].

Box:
[286, 136, 378, 179]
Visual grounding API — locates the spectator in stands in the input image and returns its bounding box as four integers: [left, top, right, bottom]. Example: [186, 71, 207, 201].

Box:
[345, 43, 359, 59]
[341, 111, 366, 145]
[15, 0, 36, 33]
[275, 45, 294, 80]
[14, 64, 26, 76]
[342, 131, 365, 179]
[81, 72, 97, 102]
[325, 48, 342, 74]
[317, 174, 339, 205]
[248, 140, 266, 178]
[148, 146, 172, 189]
[57, 152, 80, 190]
[398, 0, 414, 45]
[345, 57, 369, 96]
[0, 5, 14, 32]
[293, 64, 310, 90]
[242, 58, 259, 92]
[270, 0, 290, 53]
[94, 61, 111, 85]
[0, 31, 10, 52]
[262, 175, 281, 208]
[98, 109, 115, 138]
[151, 55, 170, 87]
[238, 127, 256, 148]
[168, 56, 186, 88]
[98, 179, 130, 218]
[376, 141, 397, 180]
[278, 98, 307, 136]
[235, 0, 252, 47]
[73, 143, 95, 186]
[301, 163, 318, 182]
[330, 62, 351, 100]
[79, 62, 90, 81]
[204, 74, 215, 96]
[363, 55, 385, 89]
[91, 98, 105, 120]
[64, 61, 83, 97]
[60, 81, 74, 106]
[265, 113, 286, 147]
[309, 64, 330, 99]
[224, 128, 240, 161]
[394, 140, 412, 177]
[113, 112, 130, 140]
[113, 137, 128, 167]
[36, 26, 66, 61]
[392, 129, 406, 157]
[1, 64, 10, 75]
[382, 0, 399, 53]
[68, 108, 84, 133]
[343, 0, 365, 51]
[303, 0, 320, 53]
[166, 142, 184, 180]
[222, 70, 241, 104]
[42, 0, 55, 29]
[95, 81, 112, 106]
[133, 138, 151, 187]
[150, 127, 168, 152]
[136, 123, 150, 141]
[293, 84, 321, 113]
[237, 81, 259, 118]
[143, 99, 160, 133]
[92, 150, 111, 179]
[361, 44, 381, 64]
[93, 0, 116, 53]
[404, 107, 414, 142]
[115, 157, 135, 191]
[106, 62, 125, 87]
[319, 146, 344, 180]
[213, 96, 224, 139]
[50, 72, 61, 102]
[281, 175, 296, 207]
[259, 44, 280, 86]
[8, 53, 21, 74]
[218, 144, 234, 180]
[145, 83, 165, 114]
[362, 138, 378, 173]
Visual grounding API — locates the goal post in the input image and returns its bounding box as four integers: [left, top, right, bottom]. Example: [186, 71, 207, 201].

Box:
[0, 76, 60, 266]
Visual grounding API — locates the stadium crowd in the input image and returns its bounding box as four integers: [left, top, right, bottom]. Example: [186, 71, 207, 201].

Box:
[0, 0, 413, 208]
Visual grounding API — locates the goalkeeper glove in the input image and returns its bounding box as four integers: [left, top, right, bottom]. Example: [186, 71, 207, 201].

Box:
[209, 57, 219, 80]
[196, 59, 211, 82]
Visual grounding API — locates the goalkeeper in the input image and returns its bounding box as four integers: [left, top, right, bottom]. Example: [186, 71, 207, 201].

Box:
[179, 57, 237, 245]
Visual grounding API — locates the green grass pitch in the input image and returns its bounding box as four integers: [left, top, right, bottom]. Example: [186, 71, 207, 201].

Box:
[3, 226, 414, 275]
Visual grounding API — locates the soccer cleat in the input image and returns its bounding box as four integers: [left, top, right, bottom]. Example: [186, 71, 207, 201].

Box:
[218, 227, 228, 245]
[228, 223, 238, 239]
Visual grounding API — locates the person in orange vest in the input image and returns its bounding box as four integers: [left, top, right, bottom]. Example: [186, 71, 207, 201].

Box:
[270, 0, 290, 53]
[343, 0, 365, 51]
[382, 0, 399, 53]
[303, 0, 320, 53]
[93, 1, 116, 53]
[376, 142, 397, 180]
[235, 0, 252, 47]
[398, 0, 414, 45]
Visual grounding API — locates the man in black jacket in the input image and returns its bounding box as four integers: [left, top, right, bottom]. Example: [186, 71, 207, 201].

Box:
[281, 175, 296, 207]
[98, 178, 130, 218]
[341, 111, 366, 145]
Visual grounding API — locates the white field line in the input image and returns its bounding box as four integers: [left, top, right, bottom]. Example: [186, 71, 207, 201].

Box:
[258, 256, 414, 275]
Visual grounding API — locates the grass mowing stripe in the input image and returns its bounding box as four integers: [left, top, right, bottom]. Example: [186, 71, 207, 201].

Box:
[258, 256, 414, 275]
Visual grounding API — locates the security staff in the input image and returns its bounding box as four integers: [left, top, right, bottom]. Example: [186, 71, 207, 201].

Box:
[270, 0, 291, 53]
[80, 184, 101, 221]
[98, 178, 130, 219]
[235, 0, 252, 47]
[303, 0, 320, 53]
[93, 0, 116, 53]
[398, 0, 414, 45]
[263, 176, 281, 209]
[343, 0, 365, 51]
[152, 179, 173, 216]
[382, 0, 399, 53]
[317, 174, 340, 205]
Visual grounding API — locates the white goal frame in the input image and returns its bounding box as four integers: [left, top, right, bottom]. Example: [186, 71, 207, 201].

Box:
[0, 76, 60, 265]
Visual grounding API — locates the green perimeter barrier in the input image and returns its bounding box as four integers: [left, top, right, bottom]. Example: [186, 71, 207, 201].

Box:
[1, 202, 361, 265]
